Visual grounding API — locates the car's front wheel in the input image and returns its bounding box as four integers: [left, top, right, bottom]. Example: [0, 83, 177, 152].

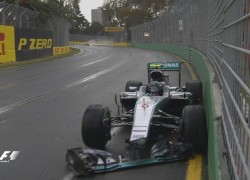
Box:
[81, 104, 111, 149]
[186, 80, 202, 104]
[181, 105, 207, 153]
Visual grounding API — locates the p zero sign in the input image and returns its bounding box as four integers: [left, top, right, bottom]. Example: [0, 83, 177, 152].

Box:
[15, 28, 53, 61]
[0, 25, 16, 63]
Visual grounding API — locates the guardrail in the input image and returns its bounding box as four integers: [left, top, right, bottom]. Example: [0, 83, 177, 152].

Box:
[130, 0, 250, 180]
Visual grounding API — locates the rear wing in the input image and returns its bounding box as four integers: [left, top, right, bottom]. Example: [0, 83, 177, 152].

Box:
[147, 62, 182, 87]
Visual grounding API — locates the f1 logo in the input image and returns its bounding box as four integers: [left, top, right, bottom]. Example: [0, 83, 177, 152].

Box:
[0, 32, 5, 55]
[0, 151, 20, 162]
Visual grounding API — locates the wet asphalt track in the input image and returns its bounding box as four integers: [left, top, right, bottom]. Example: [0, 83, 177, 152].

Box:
[0, 45, 193, 180]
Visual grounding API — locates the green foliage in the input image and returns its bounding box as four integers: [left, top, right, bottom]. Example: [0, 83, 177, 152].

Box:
[84, 22, 104, 35]
[65, 0, 89, 34]
[102, 0, 173, 28]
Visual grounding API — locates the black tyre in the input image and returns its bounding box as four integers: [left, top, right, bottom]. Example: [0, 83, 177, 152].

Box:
[81, 104, 111, 149]
[186, 80, 202, 104]
[182, 105, 207, 153]
[125, 80, 142, 92]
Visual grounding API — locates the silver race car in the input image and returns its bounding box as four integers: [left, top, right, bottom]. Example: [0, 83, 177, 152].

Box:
[66, 62, 207, 176]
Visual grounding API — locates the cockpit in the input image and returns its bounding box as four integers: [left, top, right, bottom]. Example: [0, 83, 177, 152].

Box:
[146, 70, 165, 95]
[148, 81, 164, 96]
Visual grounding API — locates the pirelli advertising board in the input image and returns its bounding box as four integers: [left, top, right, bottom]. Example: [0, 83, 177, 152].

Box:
[0, 25, 16, 63]
[104, 27, 125, 32]
[15, 28, 53, 61]
[0, 25, 54, 63]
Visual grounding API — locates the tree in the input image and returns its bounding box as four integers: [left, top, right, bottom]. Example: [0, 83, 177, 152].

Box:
[102, 0, 173, 28]
[67, 0, 89, 34]
[84, 22, 103, 35]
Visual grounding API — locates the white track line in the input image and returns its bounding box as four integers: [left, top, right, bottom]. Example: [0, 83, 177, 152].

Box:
[0, 62, 125, 115]
[78, 56, 111, 68]
[75, 48, 93, 58]
[0, 120, 7, 125]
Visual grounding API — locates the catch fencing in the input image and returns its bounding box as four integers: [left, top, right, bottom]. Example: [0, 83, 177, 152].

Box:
[0, 2, 71, 47]
[130, 0, 250, 180]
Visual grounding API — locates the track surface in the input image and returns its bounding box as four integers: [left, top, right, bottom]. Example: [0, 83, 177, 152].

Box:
[0, 45, 192, 180]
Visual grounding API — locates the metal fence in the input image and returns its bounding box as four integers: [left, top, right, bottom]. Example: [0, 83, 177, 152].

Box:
[48, 17, 71, 47]
[130, 0, 250, 179]
[0, 2, 71, 46]
[0, 1, 39, 28]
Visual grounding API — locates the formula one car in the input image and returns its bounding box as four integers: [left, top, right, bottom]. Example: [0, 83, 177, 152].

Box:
[66, 62, 207, 176]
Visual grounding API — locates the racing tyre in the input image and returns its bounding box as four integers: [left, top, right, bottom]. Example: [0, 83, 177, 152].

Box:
[182, 105, 207, 153]
[82, 104, 111, 149]
[125, 80, 142, 92]
[186, 80, 202, 104]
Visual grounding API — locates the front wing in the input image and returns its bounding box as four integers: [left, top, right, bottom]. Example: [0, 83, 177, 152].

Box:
[66, 141, 193, 176]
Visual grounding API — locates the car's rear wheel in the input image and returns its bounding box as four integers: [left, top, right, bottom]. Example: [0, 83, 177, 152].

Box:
[125, 80, 142, 92]
[182, 105, 207, 153]
[81, 104, 111, 149]
[186, 80, 202, 104]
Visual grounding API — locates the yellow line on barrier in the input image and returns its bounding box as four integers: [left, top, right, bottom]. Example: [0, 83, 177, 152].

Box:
[166, 53, 197, 80]
[183, 61, 197, 80]
[186, 154, 202, 180]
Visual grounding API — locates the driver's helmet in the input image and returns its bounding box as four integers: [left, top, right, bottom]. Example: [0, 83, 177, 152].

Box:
[151, 70, 163, 82]
[148, 81, 164, 96]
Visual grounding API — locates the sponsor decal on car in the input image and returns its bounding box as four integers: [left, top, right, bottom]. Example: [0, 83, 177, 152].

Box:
[149, 62, 180, 70]
[141, 103, 149, 109]
[130, 126, 148, 141]
[133, 129, 147, 133]
[138, 98, 152, 110]
[132, 134, 145, 139]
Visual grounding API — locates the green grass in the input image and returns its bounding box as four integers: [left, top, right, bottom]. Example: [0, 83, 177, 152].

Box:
[0, 47, 80, 69]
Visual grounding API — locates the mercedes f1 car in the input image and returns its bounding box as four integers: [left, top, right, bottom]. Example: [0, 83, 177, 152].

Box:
[66, 62, 207, 176]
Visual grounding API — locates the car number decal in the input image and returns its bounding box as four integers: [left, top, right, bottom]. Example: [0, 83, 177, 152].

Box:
[141, 103, 149, 108]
